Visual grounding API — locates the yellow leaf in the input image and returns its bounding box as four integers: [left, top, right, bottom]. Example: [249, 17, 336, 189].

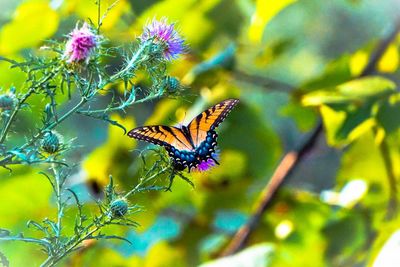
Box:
[347, 118, 375, 143]
[0, 0, 59, 54]
[320, 105, 346, 146]
[249, 0, 297, 43]
[349, 50, 368, 76]
[374, 126, 385, 145]
[378, 44, 399, 73]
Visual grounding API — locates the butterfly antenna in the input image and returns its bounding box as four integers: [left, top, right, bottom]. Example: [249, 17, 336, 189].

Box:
[211, 156, 220, 165]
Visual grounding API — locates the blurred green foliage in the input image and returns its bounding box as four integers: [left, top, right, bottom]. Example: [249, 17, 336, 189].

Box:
[2, 0, 400, 266]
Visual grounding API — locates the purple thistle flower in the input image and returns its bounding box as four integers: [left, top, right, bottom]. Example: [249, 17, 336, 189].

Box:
[197, 158, 217, 172]
[196, 150, 220, 172]
[140, 18, 185, 60]
[64, 23, 98, 63]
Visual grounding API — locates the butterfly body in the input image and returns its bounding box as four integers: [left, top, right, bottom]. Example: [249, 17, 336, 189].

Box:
[128, 99, 239, 172]
[167, 129, 218, 171]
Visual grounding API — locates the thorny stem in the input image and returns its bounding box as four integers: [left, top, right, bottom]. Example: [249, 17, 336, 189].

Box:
[124, 166, 170, 198]
[38, 45, 164, 266]
[105, 41, 149, 86]
[0, 40, 151, 167]
[40, 215, 111, 267]
[0, 97, 87, 166]
[0, 12, 183, 267]
[77, 91, 161, 115]
[0, 69, 60, 144]
[0, 89, 34, 144]
[52, 166, 63, 238]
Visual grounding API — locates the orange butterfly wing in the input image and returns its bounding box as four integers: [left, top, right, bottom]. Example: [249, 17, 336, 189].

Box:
[127, 125, 194, 151]
[187, 99, 239, 146]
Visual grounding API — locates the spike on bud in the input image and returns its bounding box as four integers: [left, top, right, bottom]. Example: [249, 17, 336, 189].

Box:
[110, 198, 128, 218]
[41, 131, 61, 154]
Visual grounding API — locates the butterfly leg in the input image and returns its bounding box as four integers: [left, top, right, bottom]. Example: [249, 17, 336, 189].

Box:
[165, 172, 176, 192]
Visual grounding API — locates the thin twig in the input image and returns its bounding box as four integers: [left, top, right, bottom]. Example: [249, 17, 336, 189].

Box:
[220, 18, 400, 256]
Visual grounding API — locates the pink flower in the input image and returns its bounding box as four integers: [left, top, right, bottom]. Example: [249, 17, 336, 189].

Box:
[140, 18, 185, 60]
[64, 23, 98, 63]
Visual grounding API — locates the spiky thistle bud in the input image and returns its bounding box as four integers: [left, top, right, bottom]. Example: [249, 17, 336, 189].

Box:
[41, 131, 61, 154]
[110, 198, 129, 218]
[164, 76, 180, 93]
[0, 94, 16, 111]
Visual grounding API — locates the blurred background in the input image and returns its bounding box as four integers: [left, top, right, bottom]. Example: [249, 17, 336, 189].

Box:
[1, 0, 400, 266]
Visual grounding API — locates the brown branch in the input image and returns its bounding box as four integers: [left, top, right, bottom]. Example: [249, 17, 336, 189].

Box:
[220, 18, 400, 257]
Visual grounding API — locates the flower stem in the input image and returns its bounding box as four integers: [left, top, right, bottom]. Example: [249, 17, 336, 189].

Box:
[124, 166, 170, 198]
[105, 42, 149, 85]
[40, 216, 110, 267]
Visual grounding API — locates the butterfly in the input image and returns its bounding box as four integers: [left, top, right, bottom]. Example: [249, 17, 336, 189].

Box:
[128, 99, 239, 172]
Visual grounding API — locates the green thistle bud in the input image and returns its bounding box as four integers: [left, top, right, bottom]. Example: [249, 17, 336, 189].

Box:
[165, 76, 180, 93]
[110, 198, 128, 218]
[0, 94, 15, 110]
[41, 131, 61, 154]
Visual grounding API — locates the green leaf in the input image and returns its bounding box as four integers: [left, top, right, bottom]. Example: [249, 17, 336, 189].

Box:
[301, 55, 352, 92]
[337, 76, 396, 99]
[375, 97, 400, 134]
[302, 91, 353, 107]
[335, 100, 374, 141]
[302, 76, 396, 107]
[320, 102, 375, 146]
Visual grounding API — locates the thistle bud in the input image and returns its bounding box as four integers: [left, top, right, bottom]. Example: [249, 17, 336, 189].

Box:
[0, 94, 16, 110]
[110, 198, 128, 218]
[165, 76, 180, 93]
[41, 131, 61, 154]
